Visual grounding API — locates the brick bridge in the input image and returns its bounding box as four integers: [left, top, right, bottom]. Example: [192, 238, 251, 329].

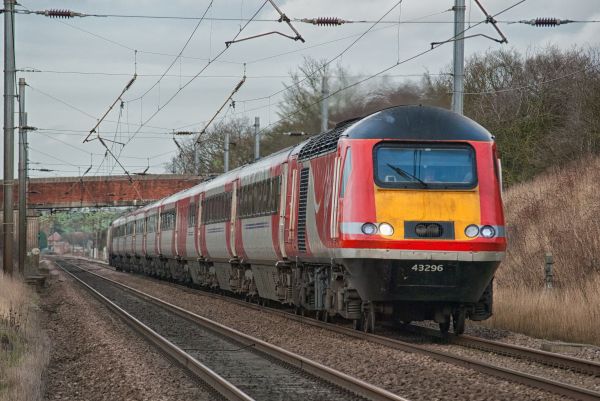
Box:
[0, 174, 204, 209]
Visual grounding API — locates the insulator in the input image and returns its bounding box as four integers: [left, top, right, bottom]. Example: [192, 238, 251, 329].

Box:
[42, 9, 82, 19]
[530, 18, 562, 27]
[301, 17, 346, 26]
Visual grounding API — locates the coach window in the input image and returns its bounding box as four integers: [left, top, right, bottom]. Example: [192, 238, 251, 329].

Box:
[274, 176, 280, 212]
[218, 194, 223, 221]
[188, 203, 196, 227]
[258, 183, 263, 215]
[240, 185, 247, 218]
[257, 181, 263, 215]
[340, 148, 352, 198]
[267, 179, 273, 213]
[146, 215, 153, 233]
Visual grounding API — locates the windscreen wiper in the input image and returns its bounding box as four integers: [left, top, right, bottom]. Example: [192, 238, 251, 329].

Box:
[387, 163, 428, 187]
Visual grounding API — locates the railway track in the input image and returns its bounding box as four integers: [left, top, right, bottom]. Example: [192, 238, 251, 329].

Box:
[398, 324, 600, 376]
[60, 257, 600, 401]
[53, 258, 408, 401]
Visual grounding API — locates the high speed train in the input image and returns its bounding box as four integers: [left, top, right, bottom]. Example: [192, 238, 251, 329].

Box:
[108, 105, 506, 334]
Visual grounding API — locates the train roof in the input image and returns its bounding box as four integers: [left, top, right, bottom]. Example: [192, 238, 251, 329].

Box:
[343, 105, 494, 142]
[294, 105, 492, 161]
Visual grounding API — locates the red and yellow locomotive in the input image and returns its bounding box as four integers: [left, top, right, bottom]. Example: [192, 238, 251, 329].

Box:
[109, 105, 506, 334]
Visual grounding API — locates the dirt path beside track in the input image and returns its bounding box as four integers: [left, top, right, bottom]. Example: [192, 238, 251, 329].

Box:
[41, 263, 214, 401]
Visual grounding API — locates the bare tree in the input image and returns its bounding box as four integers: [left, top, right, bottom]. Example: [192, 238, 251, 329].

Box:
[165, 117, 255, 175]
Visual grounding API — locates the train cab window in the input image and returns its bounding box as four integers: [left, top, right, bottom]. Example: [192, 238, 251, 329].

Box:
[340, 148, 352, 197]
[374, 144, 476, 189]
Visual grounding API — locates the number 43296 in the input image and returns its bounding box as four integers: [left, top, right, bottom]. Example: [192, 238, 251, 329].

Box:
[411, 264, 444, 272]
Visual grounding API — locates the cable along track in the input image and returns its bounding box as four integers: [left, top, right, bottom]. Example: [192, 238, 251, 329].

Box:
[54, 258, 408, 401]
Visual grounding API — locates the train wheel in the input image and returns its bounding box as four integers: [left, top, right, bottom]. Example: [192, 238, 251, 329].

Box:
[453, 309, 466, 335]
[352, 319, 362, 331]
[439, 321, 450, 335]
[322, 311, 329, 323]
[362, 304, 375, 333]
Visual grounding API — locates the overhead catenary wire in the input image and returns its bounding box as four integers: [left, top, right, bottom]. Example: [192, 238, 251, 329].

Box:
[253, 0, 528, 140]
[21, 7, 598, 25]
[23, 3, 456, 150]
[117, 0, 269, 156]
[99, 0, 214, 171]
[171, 8, 456, 131]
[197, 75, 246, 140]
[29, 146, 81, 168]
[85, 74, 137, 142]
[236, 0, 405, 105]
[126, 0, 215, 104]
[19, 68, 449, 79]
[58, 20, 242, 64]
[27, 83, 173, 131]
[20, 0, 535, 177]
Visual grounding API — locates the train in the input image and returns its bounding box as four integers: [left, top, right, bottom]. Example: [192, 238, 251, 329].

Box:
[108, 105, 506, 335]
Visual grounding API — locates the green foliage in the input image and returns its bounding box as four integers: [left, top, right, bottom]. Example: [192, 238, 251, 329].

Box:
[40, 209, 124, 239]
[424, 46, 600, 185]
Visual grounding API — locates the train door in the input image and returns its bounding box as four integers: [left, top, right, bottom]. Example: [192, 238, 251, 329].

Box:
[175, 199, 188, 258]
[285, 161, 298, 246]
[196, 193, 205, 258]
[130, 218, 135, 256]
[157, 205, 162, 256]
[142, 213, 147, 256]
[230, 181, 238, 258]
[278, 163, 288, 259]
[331, 147, 351, 242]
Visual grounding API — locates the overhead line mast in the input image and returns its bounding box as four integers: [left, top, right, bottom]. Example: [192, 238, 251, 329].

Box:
[3, 0, 16, 275]
[452, 0, 465, 115]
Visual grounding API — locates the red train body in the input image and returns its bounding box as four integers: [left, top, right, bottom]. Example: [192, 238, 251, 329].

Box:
[108, 105, 506, 333]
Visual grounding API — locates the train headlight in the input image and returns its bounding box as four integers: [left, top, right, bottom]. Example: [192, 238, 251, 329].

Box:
[379, 223, 394, 236]
[465, 224, 479, 238]
[480, 225, 496, 238]
[361, 223, 378, 235]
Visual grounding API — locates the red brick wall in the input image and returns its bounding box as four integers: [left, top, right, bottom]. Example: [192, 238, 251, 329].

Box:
[0, 174, 204, 209]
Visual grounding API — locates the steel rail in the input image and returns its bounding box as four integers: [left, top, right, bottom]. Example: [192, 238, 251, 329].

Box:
[54, 259, 254, 401]
[66, 257, 600, 401]
[56, 258, 409, 401]
[399, 324, 600, 376]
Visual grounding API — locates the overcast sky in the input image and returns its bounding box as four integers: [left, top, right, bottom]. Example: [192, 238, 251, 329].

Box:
[2, 0, 599, 178]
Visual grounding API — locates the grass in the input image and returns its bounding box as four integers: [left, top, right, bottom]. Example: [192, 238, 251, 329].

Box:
[487, 276, 600, 345]
[484, 156, 600, 345]
[0, 273, 48, 401]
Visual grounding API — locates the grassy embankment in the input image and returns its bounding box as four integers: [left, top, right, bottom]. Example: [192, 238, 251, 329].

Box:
[486, 156, 600, 345]
[0, 274, 48, 401]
